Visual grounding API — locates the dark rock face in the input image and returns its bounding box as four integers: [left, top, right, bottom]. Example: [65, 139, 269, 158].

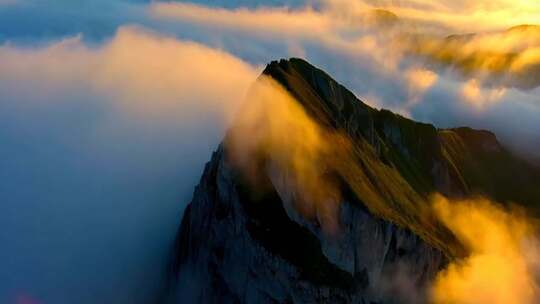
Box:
[168, 59, 540, 303]
[262, 59, 540, 212]
[170, 147, 444, 303]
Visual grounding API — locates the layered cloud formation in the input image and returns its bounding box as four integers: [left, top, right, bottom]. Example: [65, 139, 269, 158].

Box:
[0, 25, 258, 304]
[0, 1, 539, 303]
[151, 0, 540, 88]
[431, 195, 540, 304]
[0, 25, 257, 120]
[149, 0, 540, 159]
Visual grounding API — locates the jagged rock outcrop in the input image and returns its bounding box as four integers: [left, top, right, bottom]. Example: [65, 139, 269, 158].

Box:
[170, 147, 443, 303]
[168, 58, 540, 303]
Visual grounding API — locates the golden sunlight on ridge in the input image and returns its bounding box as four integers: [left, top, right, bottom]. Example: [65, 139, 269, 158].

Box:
[226, 76, 345, 233]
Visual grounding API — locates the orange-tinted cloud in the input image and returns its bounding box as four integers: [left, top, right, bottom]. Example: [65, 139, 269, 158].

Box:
[405, 67, 438, 105]
[431, 194, 540, 304]
[405, 25, 540, 89]
[149, 1, 540, 93]
[460, 79, 506, 109]
[226, 76, 345, 232]
[150, 2, 333, 38]
[360, 0, 540, 33]
[0, 26, 259, 123]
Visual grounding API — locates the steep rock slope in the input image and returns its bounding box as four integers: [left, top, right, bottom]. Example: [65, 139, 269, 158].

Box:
[169, 58, 540, 303]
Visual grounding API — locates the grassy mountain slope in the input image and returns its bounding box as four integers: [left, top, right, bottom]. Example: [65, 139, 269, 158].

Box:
[257, 58, 540, 256]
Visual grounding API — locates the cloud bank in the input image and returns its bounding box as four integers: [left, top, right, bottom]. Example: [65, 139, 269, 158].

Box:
[150, 0, 540, 160]
[227, 76, 347, 233]
[0, 25, 258, 304]
[431, 195, 540, 304]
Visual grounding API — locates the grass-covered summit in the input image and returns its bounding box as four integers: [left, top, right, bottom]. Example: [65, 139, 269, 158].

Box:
[261, 58, 540, 256]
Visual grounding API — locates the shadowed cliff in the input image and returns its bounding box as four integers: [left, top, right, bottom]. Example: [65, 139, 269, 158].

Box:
[168, 58, 540, 303]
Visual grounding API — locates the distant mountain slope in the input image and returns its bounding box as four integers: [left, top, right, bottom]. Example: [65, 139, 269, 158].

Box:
[411, 24, 540, 89]
[168, 58, 540, 303]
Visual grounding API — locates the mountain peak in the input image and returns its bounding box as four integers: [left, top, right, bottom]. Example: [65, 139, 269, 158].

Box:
[168, 58, 540, 303]
[263, 58, 540, 206]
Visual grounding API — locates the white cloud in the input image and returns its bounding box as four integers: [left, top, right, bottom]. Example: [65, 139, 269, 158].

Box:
[0, 25, 260, 304]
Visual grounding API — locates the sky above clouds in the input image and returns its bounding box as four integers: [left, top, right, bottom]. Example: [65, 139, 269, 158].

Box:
[0, 1, 539, 304]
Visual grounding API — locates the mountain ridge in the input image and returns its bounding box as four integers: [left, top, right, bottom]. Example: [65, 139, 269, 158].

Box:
[264, 58, 540, 208]
[168, 58, 540, 303]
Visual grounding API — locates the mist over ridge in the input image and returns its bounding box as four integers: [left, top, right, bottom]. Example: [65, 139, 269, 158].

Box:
[0, 1, 539, 303]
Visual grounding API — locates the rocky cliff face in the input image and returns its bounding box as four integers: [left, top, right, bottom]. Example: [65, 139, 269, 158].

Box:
[168, 59, 540, 303]
[170, 146, 444, 303]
